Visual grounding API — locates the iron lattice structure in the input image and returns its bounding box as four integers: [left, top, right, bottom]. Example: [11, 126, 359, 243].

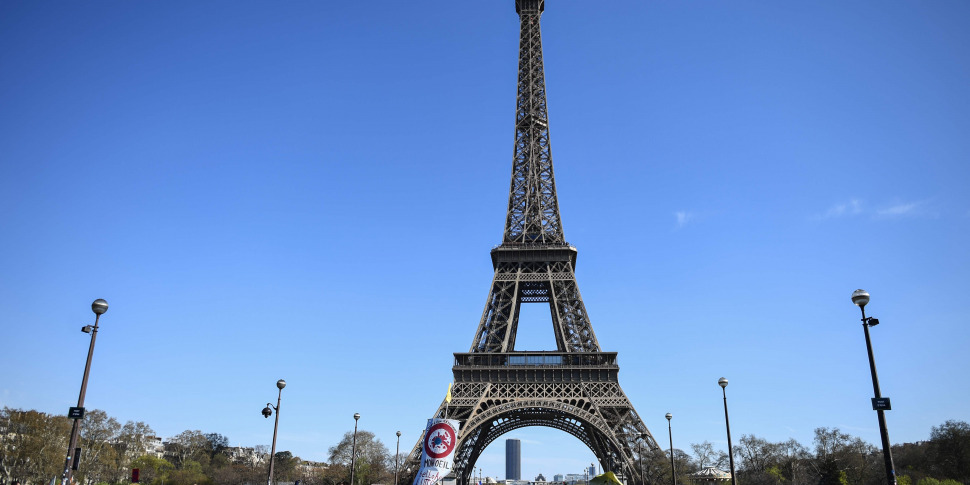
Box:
[403, 1, 661, 484]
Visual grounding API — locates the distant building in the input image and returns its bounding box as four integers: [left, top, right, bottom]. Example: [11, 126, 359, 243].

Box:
[536, 474, 546, 482]
[588, 465, 596, 478]
[223, 446, 266, 467]
[553, 475, 564, 483]
[143, 436, 165, 458]
[564, 474, 585, 484]
[506, 439, 521, 480]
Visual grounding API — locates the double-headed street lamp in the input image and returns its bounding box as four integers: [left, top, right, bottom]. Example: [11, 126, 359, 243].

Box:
[851, 289, 897, 485]
[350, 413, 361, 485]
[395, 431, 402, 485]
[62, 298, 109, 485]
[718, 378, 737, 485]
[665, 413, 676, 485]
[262, 379, 287, 485]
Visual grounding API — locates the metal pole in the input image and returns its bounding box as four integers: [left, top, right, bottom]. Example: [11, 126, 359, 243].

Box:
[350, 415, 360, 485]
[667, 417, 676, 485]
[861, 307, 897, 485]
[268, 387, 283, 485]
[722, 387, 737, 485]
[62, 310, 103, 485]
[395, 432, 402, 485]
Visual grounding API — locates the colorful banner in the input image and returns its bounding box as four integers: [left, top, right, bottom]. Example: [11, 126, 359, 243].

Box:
[412, 418, 460, 485]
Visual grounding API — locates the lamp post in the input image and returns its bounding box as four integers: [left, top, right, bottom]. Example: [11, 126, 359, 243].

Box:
[262, 379, 287, 485]
[395, 431, 402, 485]
[62, 298, 109, 485]
[852, 289, 897, 485]
[665, 413, 676, 485]
[718, 378, 737, 485]
[350, 413, 361, 485]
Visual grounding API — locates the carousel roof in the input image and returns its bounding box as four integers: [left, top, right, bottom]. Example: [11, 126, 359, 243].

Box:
[689, 467, 731, 479]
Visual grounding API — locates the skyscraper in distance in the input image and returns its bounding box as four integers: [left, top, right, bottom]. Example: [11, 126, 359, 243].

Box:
[506, 439, 521, 480]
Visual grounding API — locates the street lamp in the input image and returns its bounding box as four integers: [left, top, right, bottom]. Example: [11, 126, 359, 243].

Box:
[395, 431, 402, 485]
[718, 378, 737, 485]
[62, 298, 109, 485]
[852, 289, 897, 485]
[665, 413, 676, 485]
[262, 379, 287, 485]
[350, 413, 361, 485]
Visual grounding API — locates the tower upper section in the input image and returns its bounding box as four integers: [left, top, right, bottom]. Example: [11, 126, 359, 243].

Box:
[502, 0, 565, 247]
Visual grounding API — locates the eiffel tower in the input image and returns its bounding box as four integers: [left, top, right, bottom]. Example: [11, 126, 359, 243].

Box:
[404, 1, 661, 483]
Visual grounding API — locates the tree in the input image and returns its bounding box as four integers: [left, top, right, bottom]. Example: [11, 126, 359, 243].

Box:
[927, 420, 970, 483]
[777, 438, 810, 485]
[690, 441, 728, 470]
[811, 427, 878, 485]
[117, 421, 157, 459]
[167, 460, 210, 485]
[114, 421, 158, 483]
[169, 430, 211, 469]
[671, 448, 694, 483]
[273, 451, 301, 483]
[0, 407, 71, 485]
[205, 433, 230, 454]
[638, 449, 672, 485]
[130, 455, 175, 485]
[735, 434, 782, 484]
[77, 409, 121, 485]
[210, 463, 253, 485]
[327, 431, 391, 485]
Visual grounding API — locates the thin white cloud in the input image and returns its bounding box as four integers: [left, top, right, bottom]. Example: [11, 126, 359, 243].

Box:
[876, 201, 923, 217]
[876, 199, 940, 219]
[674, 210, 693, 229]
[815, 199, 862, 220]
[815, 198, 936, 220]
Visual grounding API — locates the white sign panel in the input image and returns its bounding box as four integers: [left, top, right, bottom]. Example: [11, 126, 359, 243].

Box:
[412, 418, 460, 485]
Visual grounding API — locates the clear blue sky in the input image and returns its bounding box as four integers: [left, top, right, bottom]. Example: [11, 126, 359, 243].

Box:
[2, 0, 969, 481]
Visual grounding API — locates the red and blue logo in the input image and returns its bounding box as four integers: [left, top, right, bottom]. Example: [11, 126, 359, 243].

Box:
[424, 422, 457, 459]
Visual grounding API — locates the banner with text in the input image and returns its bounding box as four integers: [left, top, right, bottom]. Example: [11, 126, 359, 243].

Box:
[412, 418, 460, 485]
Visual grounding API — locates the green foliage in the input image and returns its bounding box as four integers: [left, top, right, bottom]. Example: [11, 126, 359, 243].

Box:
[928, 420, 970, 483]
[168, 460, 211, 485]
[273, 450, 301, 483]
[816, 458, 848, 485]
[327, 430, 391, 485]
[0, 407, 71, 485]
[77, 409, 122, 485]
[766, 466, 785, 482]
[3, 406, 968, 485]
[131, 454, 175, 485]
